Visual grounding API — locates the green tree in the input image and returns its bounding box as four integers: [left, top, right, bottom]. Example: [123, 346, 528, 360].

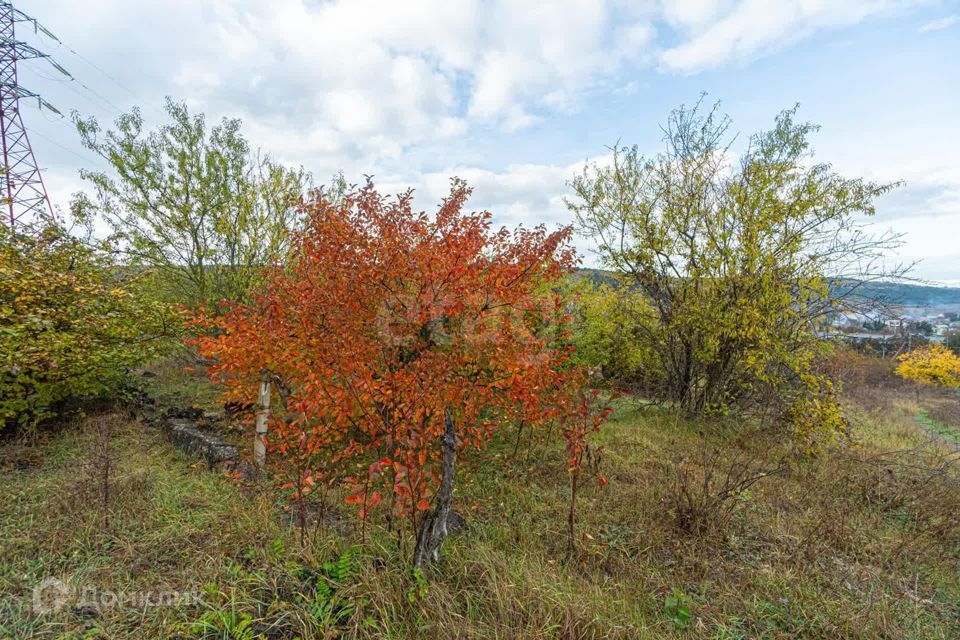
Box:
[567, 277, 652, 384]
[0, 220, 177, 430]
[568, 99, 902, 443]
[912, 320, 934, 336]
[945, 331, 960, 355]
[72, 99, 309, 307]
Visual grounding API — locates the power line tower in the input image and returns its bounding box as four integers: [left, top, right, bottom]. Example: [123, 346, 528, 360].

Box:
[0, 2, 55, 228]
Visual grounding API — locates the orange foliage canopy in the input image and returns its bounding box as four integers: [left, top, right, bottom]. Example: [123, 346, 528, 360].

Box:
[190, 180, 592, 525]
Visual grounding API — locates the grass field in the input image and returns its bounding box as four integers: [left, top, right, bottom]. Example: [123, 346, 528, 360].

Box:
[1, 361, 959, 639]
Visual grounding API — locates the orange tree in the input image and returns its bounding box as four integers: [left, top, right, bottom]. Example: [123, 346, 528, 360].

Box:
[191, 180, 600, 566]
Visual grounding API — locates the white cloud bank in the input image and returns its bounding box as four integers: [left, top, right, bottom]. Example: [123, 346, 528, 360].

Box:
[23, 0, 957, 280]
[30, 0, 929, 166]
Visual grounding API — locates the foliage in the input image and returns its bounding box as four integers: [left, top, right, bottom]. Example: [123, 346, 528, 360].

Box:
[569, 99, 901, 442]
[911, 320, 934, 336]
[191, 180, 597, 565]
[72, 98, 309, 308]
[566, 278, 652, 384]
[663, 588, 693, 630]
[0, 221, 176, 430]
[189, 605, 257, 640]
[562, 386, 613, 553]
[896, 343, 960, 388]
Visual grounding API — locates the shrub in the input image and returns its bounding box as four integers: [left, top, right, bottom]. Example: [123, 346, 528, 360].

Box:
[567, 277, 653, 386]
[0, 221, 177, 430]
[896, 343, 960, 389]
[569, 99, 902, 443]
[664, 427, 787, 536]
[191, 180, 602, 567]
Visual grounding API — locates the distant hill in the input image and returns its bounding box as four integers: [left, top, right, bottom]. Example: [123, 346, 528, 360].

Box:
[834, 281, 960, 309]
[574, 269, 960, 310]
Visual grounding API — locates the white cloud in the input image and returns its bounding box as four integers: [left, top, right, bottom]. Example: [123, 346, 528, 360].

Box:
[410, 157, 623, 265]
[20, 0, 956, 279]
[659, 0, 921, 73]
[660, 0, 736, 31]
[156, 0, 659, 156]
[420, 162, 576, 224]
[28, 0, 929, 170]
[918, 14, 958, 32]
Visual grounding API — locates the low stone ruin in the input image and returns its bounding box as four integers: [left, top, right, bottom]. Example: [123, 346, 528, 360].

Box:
[168, 416, 238, 467]
[130, 393, 241, 470]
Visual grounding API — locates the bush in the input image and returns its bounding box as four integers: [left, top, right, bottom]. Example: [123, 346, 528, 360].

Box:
[664, 427, 787, 536]
[567, 277, 654, 386]
[569, 100, 901, 442]
[0, 221, 177, 430]
[897, 343, 960, 389]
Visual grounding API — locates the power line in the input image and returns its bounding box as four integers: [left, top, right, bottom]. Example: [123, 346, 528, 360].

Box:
[21, 57, 120, 117]
[28, 125, 99, 167]
[28, 14, 170, 126]
[28, 16, 147, 106]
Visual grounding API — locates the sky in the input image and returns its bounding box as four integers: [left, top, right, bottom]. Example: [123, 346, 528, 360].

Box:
[17, 0, 960, 283]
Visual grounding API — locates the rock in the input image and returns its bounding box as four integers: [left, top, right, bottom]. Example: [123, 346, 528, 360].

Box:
[168, 418, 239, 467]
[165, 406, 204, 421]
[141, 370, 157, 379]
[448, 509, 467, 536]
[126, 391, 157, 421]
[72, 604, 100, 619]
[201, 409, 226, 424]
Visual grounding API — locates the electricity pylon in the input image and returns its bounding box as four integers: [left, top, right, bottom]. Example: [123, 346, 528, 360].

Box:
[0, 2, 57, 227]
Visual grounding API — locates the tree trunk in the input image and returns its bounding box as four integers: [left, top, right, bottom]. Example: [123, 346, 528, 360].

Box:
[412, 410, 457, 570]
[567, 469, 578, 555]
[254, 370, 271, 468]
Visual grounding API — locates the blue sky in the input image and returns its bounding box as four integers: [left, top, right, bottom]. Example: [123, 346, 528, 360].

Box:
[19, 0, 960, 281]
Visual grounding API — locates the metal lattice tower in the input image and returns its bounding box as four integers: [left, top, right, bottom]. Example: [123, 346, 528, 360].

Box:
[0, 2, 53, 227]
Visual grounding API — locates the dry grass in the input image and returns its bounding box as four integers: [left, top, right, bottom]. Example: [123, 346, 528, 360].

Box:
[1, 358, 959, 639]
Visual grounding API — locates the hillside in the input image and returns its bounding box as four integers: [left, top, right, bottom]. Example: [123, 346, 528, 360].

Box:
[2, 358, 958, 639]
[576, 269, 960, 310]
[842, 280, 960, 309]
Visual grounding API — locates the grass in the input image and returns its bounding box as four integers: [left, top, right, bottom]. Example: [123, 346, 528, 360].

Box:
[917, 412, 960, 447]
[1, 367, 959, 638]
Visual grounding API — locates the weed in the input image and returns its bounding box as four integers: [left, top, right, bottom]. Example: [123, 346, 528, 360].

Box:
[189, 604, 258, 640]
[663, 587, 693, 630]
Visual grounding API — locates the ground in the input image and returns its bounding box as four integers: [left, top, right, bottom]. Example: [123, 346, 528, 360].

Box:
[1, 354, 958, 639]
